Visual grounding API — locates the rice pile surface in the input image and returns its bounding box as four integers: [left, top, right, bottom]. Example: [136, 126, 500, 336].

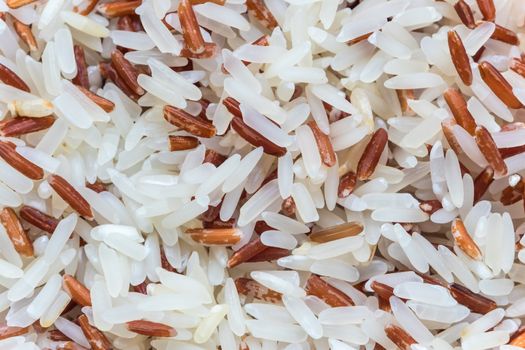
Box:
[0, 0, 525, 349]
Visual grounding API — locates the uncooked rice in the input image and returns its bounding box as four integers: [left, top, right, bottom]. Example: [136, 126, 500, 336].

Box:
[2, 0, 525, 349]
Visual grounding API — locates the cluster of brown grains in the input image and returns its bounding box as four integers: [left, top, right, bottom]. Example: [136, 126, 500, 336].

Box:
[419, 199, 443, 215]
[221, 98, 288, 155]
[77, 314, 112, 350]
[201, 202, 222, 223]
[370, 281, 394, 300]
[235, 277, 282, 303]
[11, 16, 37, 51]
[500, 181, 525, 206]
[247, 246, 290, 263]
[180, 42, 219, 59]
[223, 97, 242, 118]
[449, 283, 497, 314]
[116, 14, 143, 32]
[164, 105, 217, 138]
[396, 89, 415, 115]
[19, 205, 59, 233]
[309, 222, 363, 243]
[451, 218, 482, 260]
[0, 141, 43, 180]
[0, 324, 29, 340]
[72, 45, 90, 89]
[75, 0, 99, 16]
[99, 62, 141, 101]
[305, 275, 354, 307]
[281, 196, 296, 216]
[444, 88, 476, 135]
[476, 0, 495, 21]
[473, 166, 494, 202]
[230, 113, 286, 156]
[356, 128, 388, 180]
[227, 238, 266, 268]
[491, 24, 519, 46]
[0, 116, 55, 137]
[368, 274, 498, 316]
[5, 0, 35, 9]
[0, 208, 33, 257]
[448, 31, 472, 86]
[454, 0, 475, 29]
[246, 0, 278, 30]
[75, 85, 115, 113]
[169, 135, 199, 151]
[441, 118, 463, 155]
[478, 62, 523, 109]
[111, 49, 144, 96]
[307, 121, 336, 167]
[385, 324, 416, 350]
[474, 126, 508, 176]
[97, 0, 142, 18]
[47, 175, 94, 220]
[85, 180, 108, 194]
[178, 0, 206, 54]
[126, 320, 177, 337]
[0, 63, 30, 92]
[510, 58, 525, 78]
[63, 275, 92, 307]
[204, 149, 227, 166]
[338, 171, 357, 198]
[510, 329, 525, 347]
[48, 329, 72, 341]
[186, 227, 242, 245]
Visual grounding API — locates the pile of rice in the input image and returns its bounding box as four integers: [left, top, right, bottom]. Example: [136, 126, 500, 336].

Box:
[1, 0, 525, 349]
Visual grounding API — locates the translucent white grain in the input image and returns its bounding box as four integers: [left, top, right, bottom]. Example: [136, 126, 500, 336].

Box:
[296, 125, 321, 178]
[224, 78, 285, 124]
[44, 214, 78, 264]
[337, 17, 387, 42]
[242, 105, 292, 147]
[291, 182, 319, 223]
[277, 152, 294, 199]
[307, 236, 364, 260]
[394, 282, 456, 306]
[445, 149, 464, 208]
[54, 27, 76, 78]
[261, 230, 297, 250]
[262, 212, 309, 235]
[246, 320, 307, 343]
[61, 11, 109, 37]
[136, 2, 182, 54]
[310, 260, 359, 282]
[464, 22, 496, 56]
[223, 50, 261, 93]
[26, 274, 62, 319]
[384, 73, 445, 89]
[162, 196, 210, 228]
[309, 84, 357, 115]
[194, 304, 229, 344]
[238, 180, 280, 226]
[282, 295, 323, 339]
[42, 41, 61, 96]
[110, 30, 155, 51]
[390, 296, 434, 344]
[194, 3, 249, 30]
[250, 271, 306, 298]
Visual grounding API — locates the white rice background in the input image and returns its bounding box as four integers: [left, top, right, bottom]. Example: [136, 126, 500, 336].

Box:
[0, 0, 523, 349]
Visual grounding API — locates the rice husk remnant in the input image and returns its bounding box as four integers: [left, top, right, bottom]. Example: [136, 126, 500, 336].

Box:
[2, 0, 525, 349]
